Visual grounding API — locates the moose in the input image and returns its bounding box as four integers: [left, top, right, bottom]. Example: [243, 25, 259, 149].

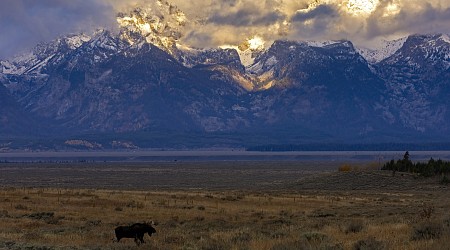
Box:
[114, 222, 156, 245]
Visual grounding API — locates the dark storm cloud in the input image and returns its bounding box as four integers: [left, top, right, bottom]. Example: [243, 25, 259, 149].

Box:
[288, 4, 341, 41]
[366, 2, 450, 39]
[0, 0, 115, 59]
[208, 8, 285, 26]
[291, 4, 337, 22]
[183, 30, 213, 48]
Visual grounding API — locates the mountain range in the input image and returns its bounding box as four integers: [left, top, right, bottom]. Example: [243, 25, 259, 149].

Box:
[1, 15, 449, 150]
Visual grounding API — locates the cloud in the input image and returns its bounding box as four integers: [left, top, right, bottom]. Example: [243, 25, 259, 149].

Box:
[207, 1, 285, 27]
[1, 0, 449, 59]
[209, 9, 285, 27]
[366, 1, 450, 39]
[291, 4, 338, 22]
[0, 0, 115, 59]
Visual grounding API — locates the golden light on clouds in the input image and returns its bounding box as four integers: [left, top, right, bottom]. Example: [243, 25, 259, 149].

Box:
[110, 0, 450, 51]
[345, 0, 379, 15]
[1, 0, 448, 59]
[383, 2, 401, 17]
[247, 36, 265, 50]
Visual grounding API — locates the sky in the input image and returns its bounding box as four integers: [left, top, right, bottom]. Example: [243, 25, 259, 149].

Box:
[1, 0, 450, 59]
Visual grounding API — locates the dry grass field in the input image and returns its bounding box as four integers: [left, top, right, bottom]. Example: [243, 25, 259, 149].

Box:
[0, 162, 449, 249]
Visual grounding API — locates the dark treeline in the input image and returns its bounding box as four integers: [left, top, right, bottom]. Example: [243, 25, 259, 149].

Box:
[382, 151, 450, 177]
[246, 143, 450, 152]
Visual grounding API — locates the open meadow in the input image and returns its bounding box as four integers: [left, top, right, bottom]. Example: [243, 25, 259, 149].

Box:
[0, 161, 449, 249]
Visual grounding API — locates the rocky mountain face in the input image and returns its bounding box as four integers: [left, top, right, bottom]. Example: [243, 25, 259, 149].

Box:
[376, 34, 450, 134]
[1, 30, 449, 149]
[245, 40, 394, 139]
[0, 80, 39, 137]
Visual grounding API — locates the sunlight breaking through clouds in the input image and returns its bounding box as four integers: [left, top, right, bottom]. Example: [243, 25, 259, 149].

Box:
[0, 0, 449, 58]
[109, 0, 449, 49]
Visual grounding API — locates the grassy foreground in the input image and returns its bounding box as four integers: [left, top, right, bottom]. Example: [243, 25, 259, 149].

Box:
[1, 184, 449, 249]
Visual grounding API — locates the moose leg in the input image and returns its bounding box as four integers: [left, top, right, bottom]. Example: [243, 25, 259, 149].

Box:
[134, 236, 141, 246]
[138, 233, 145, 243]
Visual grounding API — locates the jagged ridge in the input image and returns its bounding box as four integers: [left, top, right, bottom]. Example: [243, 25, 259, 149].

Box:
[1, 28, 449, 149]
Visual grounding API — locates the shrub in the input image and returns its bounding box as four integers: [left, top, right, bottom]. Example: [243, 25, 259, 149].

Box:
[26, 212, 64, 225]
[197, 238, 230, 250]
[419, 204, 434, 220]
[27, 212, 54, 220]
[15, 204, 28, 210]
[443, 217, 450, 228]
[345, 220, 365, 234]
[338, 164, 353, 172]
[164, 235, 184, 244]
[412, 222, 442, 240]
[231, 230, 252, 244]
[353, 237, 385, 250]
[0, 210, 9, 218]
[271, 241, 304, 250]
[302, 231, 329, 243]
[45, 217, 63, 225]
[272, 241, 343, 250]
[125, 200, 144, 209]
[222, 195, 239, 201]
[21, 232, 41, 241]
[440, 176, 450, 185]
[194, 216, 204, 222]
[85, 220, 101, 227]
[273, 232, 342, 250]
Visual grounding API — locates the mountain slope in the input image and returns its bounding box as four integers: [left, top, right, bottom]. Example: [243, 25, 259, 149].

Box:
[244, 40, 400, 141]
[0, 81, 40, 136]
[1, 31, 450, 149]
[376, 34, 450, 133]
[2, 31, 250, 135]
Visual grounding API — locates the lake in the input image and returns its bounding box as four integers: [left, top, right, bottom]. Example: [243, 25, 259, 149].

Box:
[1, 150, 450, 162]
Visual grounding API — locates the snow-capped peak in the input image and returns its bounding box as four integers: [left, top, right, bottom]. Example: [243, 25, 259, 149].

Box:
[356, 37, 407, 63]
[65, 34, 91, 50]
[439, 34, 450, 44]
[304, 40, 341, 48]
[1, 33, 92, 75]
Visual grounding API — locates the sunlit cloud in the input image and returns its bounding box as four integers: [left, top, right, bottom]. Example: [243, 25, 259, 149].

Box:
[143, 0, 450, 48]
[0, 0, 449, 59]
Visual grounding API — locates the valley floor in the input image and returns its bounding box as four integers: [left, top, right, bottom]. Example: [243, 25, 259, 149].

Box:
[0, 162, 449, 249]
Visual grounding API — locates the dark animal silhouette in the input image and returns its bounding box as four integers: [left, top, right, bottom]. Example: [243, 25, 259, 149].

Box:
[115, 222, 156, 245]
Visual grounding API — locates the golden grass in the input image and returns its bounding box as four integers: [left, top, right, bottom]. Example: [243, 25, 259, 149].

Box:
[0, 187, 449, 249]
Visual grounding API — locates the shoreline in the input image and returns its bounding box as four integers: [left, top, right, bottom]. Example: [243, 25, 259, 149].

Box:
[1, 150, 450, 163]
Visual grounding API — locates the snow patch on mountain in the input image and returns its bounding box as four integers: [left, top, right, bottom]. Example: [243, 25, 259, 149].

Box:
[441, 34, 450, 44]
[356, 37, 407, 63]
[218, 45, 263, 68]
[247, 60, 264, 74]
[0, 61, 17, 74]
[66, 34, 91, 49]
[3, 52, 43, 75]
[238, 49, 256, 67]
[305, 40, 341, 48]
[264, 56, 278, 67]
[1, 33, 93, 75]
